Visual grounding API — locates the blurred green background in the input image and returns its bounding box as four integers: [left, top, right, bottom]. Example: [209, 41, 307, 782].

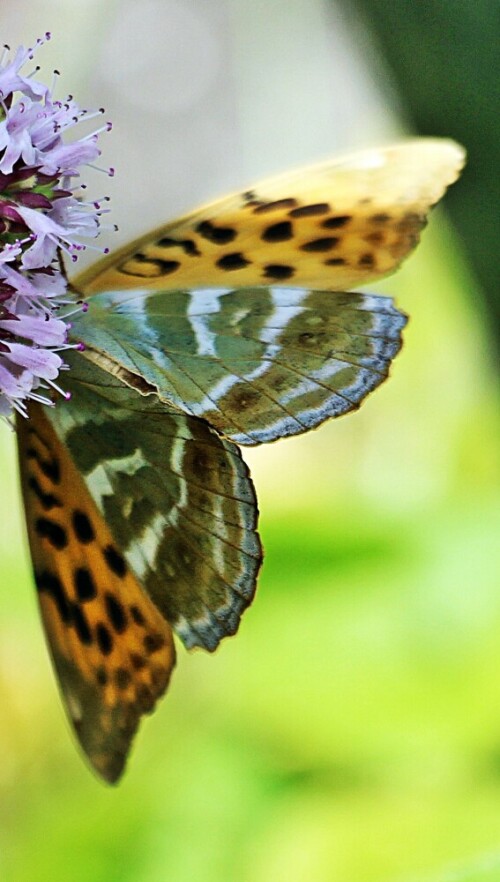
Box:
[0, 2, 498, 881]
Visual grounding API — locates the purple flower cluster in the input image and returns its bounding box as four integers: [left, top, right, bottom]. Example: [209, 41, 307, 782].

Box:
[0, 34, 112, 420]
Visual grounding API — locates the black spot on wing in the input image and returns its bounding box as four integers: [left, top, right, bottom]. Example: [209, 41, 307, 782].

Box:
[242, 189, 257, 202]
[35, 518, 68, 550]
[358, 252, 376, 269]
[28, 476, 61, 510]
[105, 592, 127, 634]
[261, 221, 293, 242]
[72, 511, 95, 544]
[27, 447, 61, 484]
[216, 252, 251, 271]
[71, 603, 93, 645]
[130, 605, 146, 627]
[103, 545, 127, 578]
[120, 255, 181, 277]
[289, 202, 330, 218]
[35, 570, 71, 623]
[143, 633, 166, 655]
[96, 622, 113, 656]
[130, 652, 146, 670]
[253, 198, 298, 214]
[153, 259, 181, 276]
[300, 237, 339, 253]
[322, 215, 352, 229]
[74, 567, 97, 602]
[156, 236, 200, 256]
[263, 264, 295, 281]
[196, 220, 237, 245]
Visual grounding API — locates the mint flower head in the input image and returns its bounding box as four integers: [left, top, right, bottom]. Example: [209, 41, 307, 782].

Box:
[0, 33, 113, 421]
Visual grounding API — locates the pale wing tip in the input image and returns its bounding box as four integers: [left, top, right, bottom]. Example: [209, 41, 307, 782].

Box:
[419, 138, 466, 206]
[383, 137, 466, 187]
[324, 137, 466, 205]
[417, 137, 466, 181]
[382, 137, 466, 206]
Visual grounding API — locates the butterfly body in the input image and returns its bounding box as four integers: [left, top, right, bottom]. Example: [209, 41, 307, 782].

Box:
[17, 139, 465, 781]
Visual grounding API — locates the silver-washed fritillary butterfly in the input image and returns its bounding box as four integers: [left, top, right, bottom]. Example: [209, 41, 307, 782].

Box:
[17, 138, 465, 782]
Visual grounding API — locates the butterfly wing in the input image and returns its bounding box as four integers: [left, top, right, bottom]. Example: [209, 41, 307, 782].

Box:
[17, 355, 261, 781]
[76, 139, 465, 295]
[18, 403, 176, 783]
[74, 287, 407, 446]
[70, 138, 463, 445]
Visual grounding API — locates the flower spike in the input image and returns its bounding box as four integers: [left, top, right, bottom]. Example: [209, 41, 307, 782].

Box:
[0, 36, 111, 420]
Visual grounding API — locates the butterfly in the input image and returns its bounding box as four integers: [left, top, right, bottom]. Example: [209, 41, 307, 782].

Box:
[16, 138, 465, 782]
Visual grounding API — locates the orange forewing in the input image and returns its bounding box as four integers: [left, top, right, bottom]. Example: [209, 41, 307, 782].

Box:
[17, 404, 176, 783]
[75, 139, 465, 296]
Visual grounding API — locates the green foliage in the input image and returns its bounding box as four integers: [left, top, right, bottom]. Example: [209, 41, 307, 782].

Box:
[341, 0, 500, 351]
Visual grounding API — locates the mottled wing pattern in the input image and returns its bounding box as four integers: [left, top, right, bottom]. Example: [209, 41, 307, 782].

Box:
[18, 403, 176, 783]
[76, 139, 465, 295]
[17, 356, 261, 780]
[74, 287, 407, 446]
[39, 353, 261, 651]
